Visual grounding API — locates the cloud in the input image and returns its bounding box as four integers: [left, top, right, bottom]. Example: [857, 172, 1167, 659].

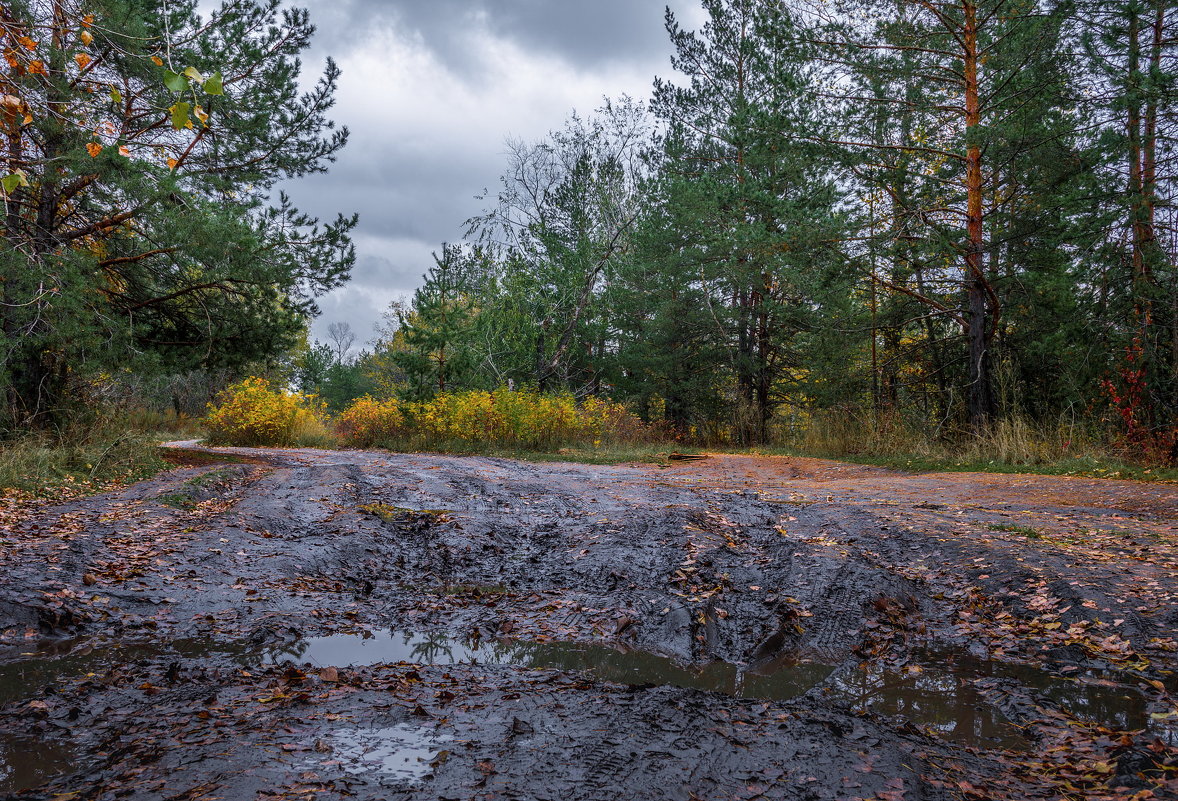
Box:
[282, 0, 707, 347]
[301, 0, 697, 74]
[308, 244, 424, 343]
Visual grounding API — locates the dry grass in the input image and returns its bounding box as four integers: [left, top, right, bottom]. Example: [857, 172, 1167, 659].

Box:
[0, 418, 170, 493]
[767, 408, 1175, 481]
[781, 409, 1109, 465]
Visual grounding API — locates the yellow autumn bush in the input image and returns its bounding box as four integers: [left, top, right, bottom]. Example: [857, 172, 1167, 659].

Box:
[204, 377, 332, 447]
[335, 396, 406, 447]
[335, 387, 653, 451]
[579, 396, 654, 444]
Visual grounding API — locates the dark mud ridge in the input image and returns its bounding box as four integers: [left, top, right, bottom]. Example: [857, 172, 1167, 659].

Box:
[1, 445, 1177, 800]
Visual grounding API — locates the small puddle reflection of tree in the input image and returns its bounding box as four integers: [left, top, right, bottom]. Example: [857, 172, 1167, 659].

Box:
[831, 664, 1013, 748]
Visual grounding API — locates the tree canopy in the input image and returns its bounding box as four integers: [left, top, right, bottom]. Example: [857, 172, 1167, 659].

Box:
[1, 0, 355, 429]
[378, 0, 1175, 453]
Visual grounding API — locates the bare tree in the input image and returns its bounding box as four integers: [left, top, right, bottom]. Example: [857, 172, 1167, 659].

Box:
[467, 97, 652, 391]
[327, 321, 356, 364]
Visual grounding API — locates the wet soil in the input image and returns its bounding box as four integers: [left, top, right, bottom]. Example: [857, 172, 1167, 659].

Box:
[1, 445, 1177, 800]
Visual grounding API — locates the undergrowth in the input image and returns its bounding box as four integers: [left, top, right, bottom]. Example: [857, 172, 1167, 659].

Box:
[0, 419, 171, 494]
[768, 409, 1177, 481]
[204, 377, 333, 448]
[334, 388, 656, 452]
[204, 382, 659, 454]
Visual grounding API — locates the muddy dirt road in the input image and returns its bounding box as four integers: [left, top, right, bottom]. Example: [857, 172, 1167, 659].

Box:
[2, 445, 1177, 800]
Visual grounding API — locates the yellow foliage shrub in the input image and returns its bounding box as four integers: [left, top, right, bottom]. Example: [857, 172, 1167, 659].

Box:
[579, 396, 656, 444]
[205, 377, 331, 447]
[335, 396, 406, 447]
[335, 387, 652, 451]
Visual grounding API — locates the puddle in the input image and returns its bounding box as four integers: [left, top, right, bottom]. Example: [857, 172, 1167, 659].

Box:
[272, 631, 836, 701]
[916, 650, 1153, 731]
[2, 632, 1171, 764]
[0, 638, 251, 707]
[821, 661, 1021, 747]
[306, 725, 453, 784]
[0, 735, 76, 796]
[277, 630, 1173, 750]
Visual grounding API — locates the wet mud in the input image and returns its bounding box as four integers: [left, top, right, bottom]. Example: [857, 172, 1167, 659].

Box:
[1, 445, 1177, 799]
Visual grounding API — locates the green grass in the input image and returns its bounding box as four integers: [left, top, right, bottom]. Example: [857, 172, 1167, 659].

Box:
[514, 444, 693, 465]
[359, 503, 451, 523]
[756, 450, 1178, 482]
[986, 522, 1044, 539]
[185, 466, 241, 488]
[0, 426, 171, 495]
[157, 492, 197, 510]
[157, 466, 244, 508]
[363, 439, 686, 466]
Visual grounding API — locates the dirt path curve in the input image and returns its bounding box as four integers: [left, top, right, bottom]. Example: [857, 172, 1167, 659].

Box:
[1, 444, 1176, 800]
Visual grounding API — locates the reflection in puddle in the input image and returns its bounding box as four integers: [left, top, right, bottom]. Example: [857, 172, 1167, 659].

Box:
[816, 649, 1168, 749]
[310, 725, 453, 783]
[2, 631, 1172, 767]
[0, 735, 76, 796]
[823, 661, 1023, 748]
[277, 631, 1173, 751]
[0, 638, 250, 706]
[277, 631, 836, 701]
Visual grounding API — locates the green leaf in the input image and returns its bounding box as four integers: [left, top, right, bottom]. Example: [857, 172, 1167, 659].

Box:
[1, 173, 22, 193]
[109, 87, 122, 104]
[204, 71, 224, 96]
[163, 70, 189, 93]
[182, 66, 205, 83]
[169, 101, 191, 130]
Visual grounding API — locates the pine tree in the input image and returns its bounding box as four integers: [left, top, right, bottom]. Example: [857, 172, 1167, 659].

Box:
[645, 0, 847, 442]
[1078, 0, 1178, 433]
[811, 0, 1080, 431]
[394, 244, 478, 399]
[0, 0, 355, 429]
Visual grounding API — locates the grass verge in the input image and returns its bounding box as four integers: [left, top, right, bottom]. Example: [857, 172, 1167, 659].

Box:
[360, 440, 689, 466]
[752, 449, 1178, 483]
[0, 429, 170, 496]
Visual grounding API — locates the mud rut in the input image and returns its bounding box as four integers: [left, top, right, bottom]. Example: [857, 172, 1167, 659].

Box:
[1, 445, 1177, 800]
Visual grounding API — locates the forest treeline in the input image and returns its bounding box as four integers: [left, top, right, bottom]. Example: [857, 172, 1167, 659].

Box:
[2, 0, 1176, 460]
[359, 0, 1176, 454]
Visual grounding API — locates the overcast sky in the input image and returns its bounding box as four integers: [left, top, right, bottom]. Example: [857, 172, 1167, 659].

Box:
[280, 0, 707, 346]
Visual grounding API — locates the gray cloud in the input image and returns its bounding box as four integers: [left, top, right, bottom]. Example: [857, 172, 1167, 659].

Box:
[286, 0, 706, 346]
[309, 251, 421, 343]
[303, 0, 687, 74]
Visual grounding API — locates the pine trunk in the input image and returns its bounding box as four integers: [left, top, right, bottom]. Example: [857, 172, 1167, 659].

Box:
[963, 0, 993, 432]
